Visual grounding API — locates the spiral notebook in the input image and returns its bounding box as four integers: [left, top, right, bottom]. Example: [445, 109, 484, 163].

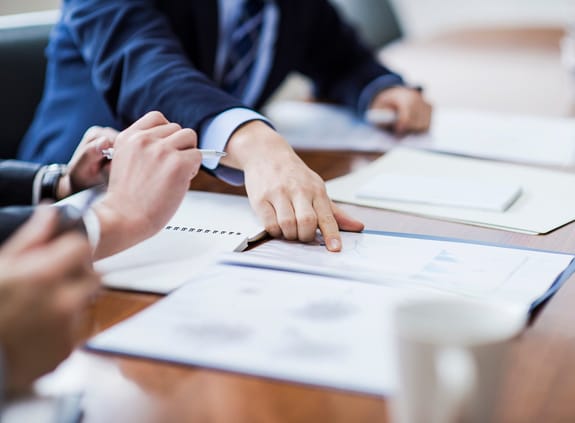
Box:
[92, 190, 266, 294]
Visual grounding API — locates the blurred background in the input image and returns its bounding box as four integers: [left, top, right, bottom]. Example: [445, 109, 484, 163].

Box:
[0, 0, 573, 158]
[2, 0, 573, 45]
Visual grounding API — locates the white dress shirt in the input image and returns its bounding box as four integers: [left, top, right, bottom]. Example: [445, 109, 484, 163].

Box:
[200, 0, 278, 185]
[200, 0, 401, 185]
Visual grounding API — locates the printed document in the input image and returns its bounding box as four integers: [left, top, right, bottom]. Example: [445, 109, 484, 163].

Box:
[87, 232, 574, 395]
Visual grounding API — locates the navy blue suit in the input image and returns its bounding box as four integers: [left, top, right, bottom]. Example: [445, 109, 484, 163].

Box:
[0, 161, 39, 242]
[19, 0, 402, 164]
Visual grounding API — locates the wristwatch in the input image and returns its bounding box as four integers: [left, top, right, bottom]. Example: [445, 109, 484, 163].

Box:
[40, 163, 68, 201]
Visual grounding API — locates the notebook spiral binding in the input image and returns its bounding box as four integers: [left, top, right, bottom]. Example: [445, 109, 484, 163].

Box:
[165, 225, 243, 236]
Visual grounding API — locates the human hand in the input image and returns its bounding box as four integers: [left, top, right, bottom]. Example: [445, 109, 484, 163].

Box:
[221, 121, 364, 252]
[92, 111, 203, 259]
[369, 86, 432, 135]
[57, 126, 119, 200]
[0, 207, 100, 394]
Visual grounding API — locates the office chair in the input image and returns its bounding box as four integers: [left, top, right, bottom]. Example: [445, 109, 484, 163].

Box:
[0, 12, 56, 159]
[329, 0, 403, 49]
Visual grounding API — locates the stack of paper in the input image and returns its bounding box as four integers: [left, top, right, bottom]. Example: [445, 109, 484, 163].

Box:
[87, 231, 575, 395]
[326, 148, 575, 234]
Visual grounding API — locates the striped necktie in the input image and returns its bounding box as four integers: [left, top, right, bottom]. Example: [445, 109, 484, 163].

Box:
[221, 0, 265, 99]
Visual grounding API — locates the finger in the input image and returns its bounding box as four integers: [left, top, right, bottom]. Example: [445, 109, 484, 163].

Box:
[0, 206, 59, 256]
[176, 149, 203, 178]
[138, 122, 183, 141]
[255, 201, 282, 238]
[331, 202, 364, 232]
[418, 103, 432, 132]
[292, 195, 318, 243]
[26, 233, 94, 286]
[98, 127, 120, 142]
[393, 101, 412, 135]
[79, 126, 104, 146]
[55, 272, 102, 314]
[79, 126, 118, 147]
[272, 196, 298, 240]
[312, 196, 341, 252]
[81, 136, 114, 163]
[164, 128, 198, 150]
[126, 111, 170, 132]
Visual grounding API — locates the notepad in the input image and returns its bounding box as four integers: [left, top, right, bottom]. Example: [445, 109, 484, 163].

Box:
[60, 189, 266, 293]
[327, 148, 575, 234]
[357, 174, 522, 212]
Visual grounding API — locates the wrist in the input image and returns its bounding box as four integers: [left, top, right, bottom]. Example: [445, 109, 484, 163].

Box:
[56, 175, 72, 200]
[223, 121, 294, 169]
[91, 199, 151, 259]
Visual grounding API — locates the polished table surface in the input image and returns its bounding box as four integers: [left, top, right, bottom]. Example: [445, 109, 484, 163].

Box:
[42, 27, 575, 423]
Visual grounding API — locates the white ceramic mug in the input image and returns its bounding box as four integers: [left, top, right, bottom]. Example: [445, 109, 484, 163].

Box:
[391, 298, 526, 423]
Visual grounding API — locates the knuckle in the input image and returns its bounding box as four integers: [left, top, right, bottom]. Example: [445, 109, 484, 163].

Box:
[84, 125, 103, 140]
[133, 132, 154, 147]
[298, 213, 317, 228]
[298, 231, 316, 243]
[266, 223, 282, 238]
[278, 217, 296, 230]
[145, 110, 167, 123]
[181, 128, 198, 145]
[168, 122, 182, 131]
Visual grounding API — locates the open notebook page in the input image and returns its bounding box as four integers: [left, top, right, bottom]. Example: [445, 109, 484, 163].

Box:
[86, 190, 265, 293]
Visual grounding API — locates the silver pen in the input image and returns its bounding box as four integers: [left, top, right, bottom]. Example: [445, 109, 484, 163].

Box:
[101, 147, 226, 160]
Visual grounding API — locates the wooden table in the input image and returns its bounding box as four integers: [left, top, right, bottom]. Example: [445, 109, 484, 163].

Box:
[42, 27, 575, 423]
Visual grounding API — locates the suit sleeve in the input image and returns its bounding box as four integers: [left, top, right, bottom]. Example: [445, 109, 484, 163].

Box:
[296, 0, 404, 113]
[62, 0, 245, 131]
[0, 161, 42, 207]
[0, 207, 35, 244]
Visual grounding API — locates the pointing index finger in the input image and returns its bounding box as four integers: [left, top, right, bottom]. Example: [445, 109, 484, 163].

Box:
[313, 197, 341, 252]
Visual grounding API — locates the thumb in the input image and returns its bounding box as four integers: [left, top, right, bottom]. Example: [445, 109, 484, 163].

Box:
[332, 202, 364, 233]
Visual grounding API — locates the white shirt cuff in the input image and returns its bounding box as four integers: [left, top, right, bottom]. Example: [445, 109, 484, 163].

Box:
[32, 165, 48, 205]
[82, 208, 101, 252]
[357, 73, 405, 115]
[200, 107, 273, 186]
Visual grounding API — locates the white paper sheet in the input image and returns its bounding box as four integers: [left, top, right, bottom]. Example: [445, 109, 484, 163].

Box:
[326, 148, 575, 234]
[266, 101, 575, 166]
[222, 231, 574, 310]
[357, 173, 522, 212]
[87, 232, 574, 396]
[88, 265, 443, 395]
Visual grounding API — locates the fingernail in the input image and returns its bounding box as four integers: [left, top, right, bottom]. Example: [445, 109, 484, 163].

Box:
[328, 238, 341, 251]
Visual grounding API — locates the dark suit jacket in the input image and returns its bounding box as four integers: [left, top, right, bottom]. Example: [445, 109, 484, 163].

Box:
[18, 0, 403, 164]
[0, 160, 39, 243]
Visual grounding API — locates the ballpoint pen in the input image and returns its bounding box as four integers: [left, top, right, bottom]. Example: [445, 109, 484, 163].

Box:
[101, 148, 226, 160]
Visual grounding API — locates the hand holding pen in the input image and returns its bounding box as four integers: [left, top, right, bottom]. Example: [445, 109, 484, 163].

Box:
[101, 147, 226, 160]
